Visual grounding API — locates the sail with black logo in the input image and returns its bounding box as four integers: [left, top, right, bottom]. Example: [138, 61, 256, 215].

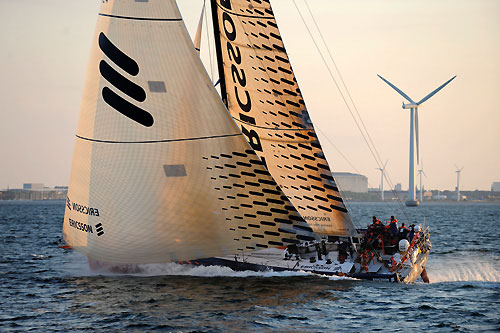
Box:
[63, 0, 317, 264]
[210, 0, 356, 236]
[63, 0, 431, 283]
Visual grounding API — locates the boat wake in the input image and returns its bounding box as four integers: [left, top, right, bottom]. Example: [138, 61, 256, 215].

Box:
[98, 262, 355, 280]
[69, 253, 353, 280]
[120, 262, 311, 278]
[427, 255, 500, 283]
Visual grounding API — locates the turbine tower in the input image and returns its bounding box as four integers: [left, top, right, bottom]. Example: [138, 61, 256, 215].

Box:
[378, 74, 456, 207]
[455, 165, 463, 201]
[417, 167, 426, 202]
[376, 160, 388, 201]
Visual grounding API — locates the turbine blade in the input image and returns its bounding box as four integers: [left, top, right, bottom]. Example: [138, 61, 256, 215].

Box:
[377, 74, 415, 104]
[417, 76, 456, 105]
[415, 108, 420, 164]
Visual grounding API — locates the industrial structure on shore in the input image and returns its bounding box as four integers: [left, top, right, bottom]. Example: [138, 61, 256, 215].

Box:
[0, 184, 67, 200]
[1, 180, 499, 202]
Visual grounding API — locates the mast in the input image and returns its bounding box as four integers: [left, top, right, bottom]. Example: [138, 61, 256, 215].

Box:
[210, 0, 228, 106]
[193, 2, 205, 55]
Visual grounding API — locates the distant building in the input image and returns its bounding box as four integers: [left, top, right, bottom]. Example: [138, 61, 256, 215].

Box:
[1, 183, 68, 200]
[433, 191, 447, 200]
[23, 183, 44, 190]
[395, 183, 402, 191]
[423, 191, 433, 200]
[492, 182, 500, 192]
[332, 172, 368, 193]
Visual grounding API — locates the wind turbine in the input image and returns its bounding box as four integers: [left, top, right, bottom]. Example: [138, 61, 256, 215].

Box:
[455, 165, 464, 201]
[378, 74, 456, 207]
[417, 167, 426, 202]
[376, 160, 388, 201]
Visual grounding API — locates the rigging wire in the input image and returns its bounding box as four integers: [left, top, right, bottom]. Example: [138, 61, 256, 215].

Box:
[315, 127, 359, 174]
[220, 6, 358, 230]
[292, 0, 411, 222]
[302, 2, 407, 216]
[202, 0, 215, 82]
[302, 1, 410, 221]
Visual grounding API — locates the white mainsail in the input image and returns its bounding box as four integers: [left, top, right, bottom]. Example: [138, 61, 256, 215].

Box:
[211, 0, 356, 236]
[63, 0, 317, 264]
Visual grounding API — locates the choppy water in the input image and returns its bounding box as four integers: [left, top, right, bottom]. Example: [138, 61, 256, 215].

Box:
[0, 200, 499, 331]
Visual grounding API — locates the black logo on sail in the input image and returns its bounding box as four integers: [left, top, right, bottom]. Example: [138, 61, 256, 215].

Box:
[98, 32, 154, 127]
[95, 223, 104, 237]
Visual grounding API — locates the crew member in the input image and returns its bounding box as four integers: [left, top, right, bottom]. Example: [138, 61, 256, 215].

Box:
[388, 216, 398, 237]
[398, 222, 410, 240]
[372, 216, 382, 226]
[408, 224, 416, 242]
[391, 239, 410, 271]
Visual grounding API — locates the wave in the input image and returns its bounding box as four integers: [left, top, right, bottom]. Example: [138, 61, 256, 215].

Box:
[69, 253, 353, 280]
[427, 256, 500, 283]
[124, 262, 313, 278]
[97, 262, 354, 280]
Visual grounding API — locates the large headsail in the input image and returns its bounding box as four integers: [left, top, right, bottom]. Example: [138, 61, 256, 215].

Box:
[211, 0, 356, 236]
[63, 0, 317, 264]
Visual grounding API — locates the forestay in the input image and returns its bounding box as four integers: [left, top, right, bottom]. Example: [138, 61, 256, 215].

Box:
[211, 0, 356, 236]
[63, 0, 317, 264]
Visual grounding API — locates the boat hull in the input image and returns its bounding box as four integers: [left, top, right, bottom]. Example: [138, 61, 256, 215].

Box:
[399, 251, 429, 284]
[191, 247, 429, 283]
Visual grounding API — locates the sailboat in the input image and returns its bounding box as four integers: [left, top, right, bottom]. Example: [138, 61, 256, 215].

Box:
[63, 0, 431, 283]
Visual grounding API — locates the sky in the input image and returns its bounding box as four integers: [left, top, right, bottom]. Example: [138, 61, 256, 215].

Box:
[0, 0, 499, 191]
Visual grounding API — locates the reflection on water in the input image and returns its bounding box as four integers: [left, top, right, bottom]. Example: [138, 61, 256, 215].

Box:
[62, 272, 356, 331]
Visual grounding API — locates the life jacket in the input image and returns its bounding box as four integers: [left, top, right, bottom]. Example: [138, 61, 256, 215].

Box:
[377, 234, 385, 254]
[387, 218, 398, 225]
[389, 221, 398, 235]
[361, 250, 374, 272]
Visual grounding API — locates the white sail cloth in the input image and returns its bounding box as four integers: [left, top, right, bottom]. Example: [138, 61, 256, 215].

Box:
[63, 0, 316, 264]
[212, 0, 357, 236]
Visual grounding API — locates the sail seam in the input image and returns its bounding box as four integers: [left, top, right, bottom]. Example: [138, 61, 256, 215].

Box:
[75, 134, 241, 144]
[215, 4, 274, 20]
[98, 13, 182, 22]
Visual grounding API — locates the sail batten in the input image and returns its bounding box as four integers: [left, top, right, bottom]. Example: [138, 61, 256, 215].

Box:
[211, 0, 357, 236]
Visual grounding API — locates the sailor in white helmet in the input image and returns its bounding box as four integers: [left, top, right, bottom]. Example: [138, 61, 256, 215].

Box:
[391, 239, 410, 268]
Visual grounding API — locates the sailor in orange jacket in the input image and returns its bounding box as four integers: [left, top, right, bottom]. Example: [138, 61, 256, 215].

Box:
[398, 222, 410, 240]
[387, 215, 398, 237]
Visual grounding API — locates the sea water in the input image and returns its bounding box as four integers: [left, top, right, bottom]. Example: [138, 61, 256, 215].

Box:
[0, 200, 498, 331]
